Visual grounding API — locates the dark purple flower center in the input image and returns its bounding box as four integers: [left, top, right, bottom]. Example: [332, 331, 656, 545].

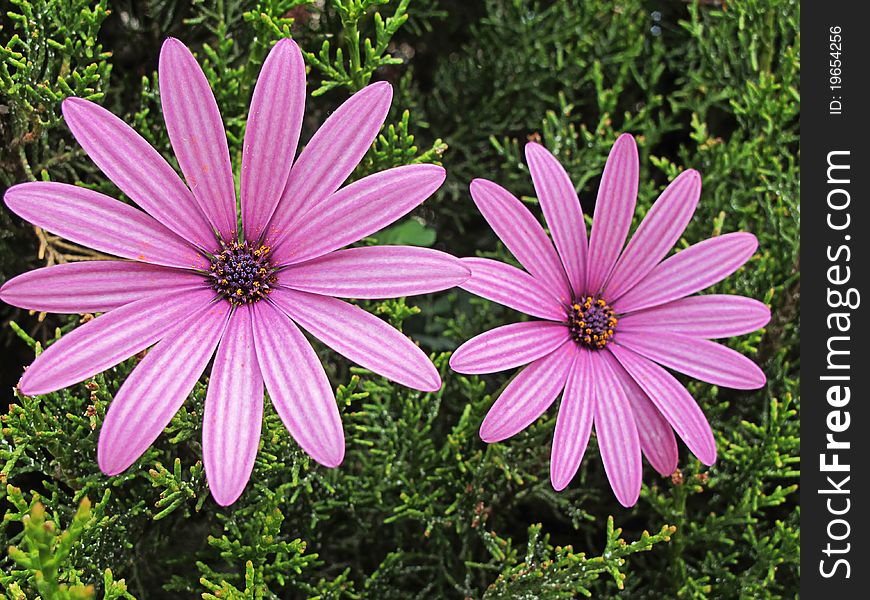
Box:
[567, 296, 617, 350]
[209, 240, 277, 305]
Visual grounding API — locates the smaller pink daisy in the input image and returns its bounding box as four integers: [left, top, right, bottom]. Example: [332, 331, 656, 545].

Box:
[1, 38, 469, 505]
[450, 135, 769, 507]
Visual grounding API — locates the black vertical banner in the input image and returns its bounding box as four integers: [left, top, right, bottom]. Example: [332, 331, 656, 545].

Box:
[802, 2, 870, 595]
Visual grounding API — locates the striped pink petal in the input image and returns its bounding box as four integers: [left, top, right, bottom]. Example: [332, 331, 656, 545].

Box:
[18, 288, 217, 396]
[603, 350, 677, 476]
[469, 178, 572, 303]
[97, 300, 230, 475]
[459, 258, 566, 321]
[203, 305, 263, 505]
[550, 348, 594, 491]
[0, 261, 204, 314]
[592, 350, 642, 507]
[270, 287, 441, 392]
[604, 169, 701, 300]
[265, 82, 393, 250]
[251, 301, 343, 467]
[4, 183, 208, 270]
[614, 330, 766, 390]
[614, 232, 758, 314]
[608, 343, 716, 465]
[159, 38, 237, 241]
[586, 134, 639, 295]
[61, 97, 215, 250]
[242, 39, 306, 241]
[525, 142, 587, 297]
[479, 342, 575, 443]
[278, 246, 470, 299]
[450, 321, 570, 374]
[270, 165, 446, 266]
[618, 295, 771, 339]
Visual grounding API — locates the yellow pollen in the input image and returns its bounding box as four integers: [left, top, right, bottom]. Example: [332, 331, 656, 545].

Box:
[568, 296, 617, 350]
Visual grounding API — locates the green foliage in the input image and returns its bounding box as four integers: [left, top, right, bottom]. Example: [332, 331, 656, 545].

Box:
[197, 507, 318, 596]
[1, 0, 799, 598]
[2, 490, 134, 599]
[483, 520, 676, 598]
[5, 494, 96, 599]
[148, 458, 207, 520]
[304, 0, 410, 95]
[0, 0, 111, 186]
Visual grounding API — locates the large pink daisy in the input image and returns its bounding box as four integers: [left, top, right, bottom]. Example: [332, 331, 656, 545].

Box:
[450, 135, 768, 507]
[1, 38, 469, 505]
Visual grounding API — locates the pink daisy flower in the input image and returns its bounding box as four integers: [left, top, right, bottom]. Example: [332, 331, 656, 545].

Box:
[450, 135, 768, 507]
[1, 38, 469, 505]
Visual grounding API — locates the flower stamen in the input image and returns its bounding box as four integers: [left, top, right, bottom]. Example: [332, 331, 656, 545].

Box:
[567, 296, 617, 349]
[209, 240, 277, 305]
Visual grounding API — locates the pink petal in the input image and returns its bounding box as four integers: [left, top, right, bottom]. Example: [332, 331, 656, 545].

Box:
[18, 288, 217, 396]
[459, 258, 566, 321]
[479, 342, 575, 443]
[264, 82, 393, 250]
[241, 39, 306, 241]
[159, 39, 237, 241]
[61, 97, 215, 250]
[525, 142, 588, 297]
[270, 165, 446, 266]
[618, 295, 771, 339]
[613, 232, 758, 313]
[592, 351, 642, 507]
[0, 261, 204, 314]
[469, 178, 572, 303]
[98, 300, 230, 475]
[604, 169, 701, 300]
[269, 288, 441, 392]
[251, 301, 344, 467]
[450, 321, 570, 374]
[278, 246, 470, 299]
[614, 330, 766, 390]
[203, 305, 263, 505]
[586, 134, 639, 295]
[4, 182, 208, 270]
[603, 350, 677, 476]
[550, 348, 594, 491]
[608, 343, 716, 465]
